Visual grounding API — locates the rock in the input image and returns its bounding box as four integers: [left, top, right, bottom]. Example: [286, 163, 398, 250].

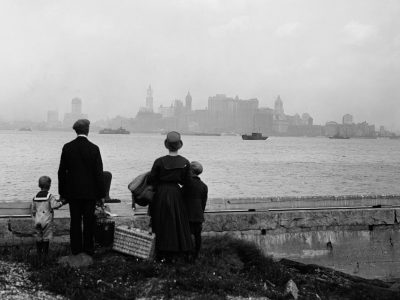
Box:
[390, 281, 400, 290]
[284, 279, 299, 299]
[58, 253, 93, 268]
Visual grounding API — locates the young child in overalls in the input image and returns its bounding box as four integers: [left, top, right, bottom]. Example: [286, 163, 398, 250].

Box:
[31, 176, 64, 255]
[184, 161, 208, 260]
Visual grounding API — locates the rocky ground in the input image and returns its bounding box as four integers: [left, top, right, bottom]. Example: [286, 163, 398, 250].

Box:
[0, 236, 399, 300]
[0, 260, 66, 300]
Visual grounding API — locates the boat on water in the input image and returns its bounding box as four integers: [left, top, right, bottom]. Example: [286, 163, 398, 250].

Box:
[162, 131, 221, 136]
[190, 132, 221, 136]
[242, 132, 268, 140]
[99, 127, 130, 134]
[328, 135, 350, 139]
[18, 127, 32, 131]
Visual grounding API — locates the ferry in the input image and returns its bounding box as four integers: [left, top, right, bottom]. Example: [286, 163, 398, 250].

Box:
[99, 127, 130, 134]
[242, 133, 268, 140]
[328, 135, 350, 139]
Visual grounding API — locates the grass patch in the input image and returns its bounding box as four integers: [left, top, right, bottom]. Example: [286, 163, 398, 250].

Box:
[4, 236, 398, 299]
[0, 236, 289, 300]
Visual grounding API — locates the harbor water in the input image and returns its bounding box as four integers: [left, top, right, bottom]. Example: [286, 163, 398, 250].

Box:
[1, 130, 400, 203]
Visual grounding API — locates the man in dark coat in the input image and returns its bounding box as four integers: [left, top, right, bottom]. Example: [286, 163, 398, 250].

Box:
[58, 119, 105, 256]
[183, 161, 208, 259]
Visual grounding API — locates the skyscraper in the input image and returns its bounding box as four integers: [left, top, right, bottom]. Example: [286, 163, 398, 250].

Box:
[185, 92, 192, 112]
[63, 97, 88, 128]
[146, 85, 154, 113]
[274, 95, 284, 116]
[71, 97, 82, 114]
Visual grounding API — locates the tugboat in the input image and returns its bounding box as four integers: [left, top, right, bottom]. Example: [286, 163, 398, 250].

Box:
[242, 133, 268, 140]
[242, 116, 268, 140]
[99, 127, 130, 134]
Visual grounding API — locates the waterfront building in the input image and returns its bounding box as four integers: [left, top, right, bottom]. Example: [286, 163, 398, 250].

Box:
[325, 121, 339, 137]
[63, 98, 88, 128]
[379, 126, 392, 137]
[207, 94, 259, 133]
[354, 122, 376, 137]
[302, 113, 313, 125]
[254, 108, 274, 134]
[343, 114, 353, 125]
[158, 104, 175, 118]
[134, 110, 162, 132]
[186, 109, 209, 132]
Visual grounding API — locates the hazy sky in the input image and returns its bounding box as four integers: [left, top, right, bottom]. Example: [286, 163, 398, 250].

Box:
[0, 0, 399, 129]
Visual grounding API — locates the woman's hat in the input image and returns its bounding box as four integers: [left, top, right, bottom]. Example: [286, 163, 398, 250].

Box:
[164, 131, 183, 151]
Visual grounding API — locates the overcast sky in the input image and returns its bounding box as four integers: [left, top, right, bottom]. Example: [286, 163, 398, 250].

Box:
[0, 0, 399, 129]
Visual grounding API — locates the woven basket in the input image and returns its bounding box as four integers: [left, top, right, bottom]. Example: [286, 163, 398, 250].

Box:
[112, 225, 155, 260]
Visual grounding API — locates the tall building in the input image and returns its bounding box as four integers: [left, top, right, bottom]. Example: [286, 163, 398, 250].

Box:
[146, 85, 154, 113]
[343, 114, 353, 125]
[185, 92, 192, 112]
[63, 98, 88, 128]
[71, 98, 82, 114]
[207, 94, 259, 133]
[274, 95, 284, 116]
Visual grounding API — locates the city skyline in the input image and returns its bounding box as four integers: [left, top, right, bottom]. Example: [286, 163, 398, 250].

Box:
[0, 1, 399, 130]
[0, 89, 392, 131]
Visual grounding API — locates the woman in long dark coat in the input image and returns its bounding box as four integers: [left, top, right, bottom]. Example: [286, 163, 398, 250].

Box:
[148, 131, 193, 260]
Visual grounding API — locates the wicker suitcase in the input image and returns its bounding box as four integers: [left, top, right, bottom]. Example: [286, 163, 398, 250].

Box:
[112, 225, 155, 260]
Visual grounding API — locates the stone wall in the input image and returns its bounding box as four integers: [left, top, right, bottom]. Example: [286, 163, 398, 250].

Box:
[1, 200, 399, 280]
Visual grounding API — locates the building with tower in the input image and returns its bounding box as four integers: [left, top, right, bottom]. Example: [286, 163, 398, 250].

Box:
[274, 95, 284, 116]
[146, 85, 153, 112]
[63, 97, 88, 128]
[185, 92, 192, 112]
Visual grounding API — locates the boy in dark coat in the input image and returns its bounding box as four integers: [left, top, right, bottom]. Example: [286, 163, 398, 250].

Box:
[184, 161, 208, 260]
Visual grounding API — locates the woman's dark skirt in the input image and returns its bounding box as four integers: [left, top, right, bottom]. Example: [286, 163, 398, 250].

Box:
[150, 183, 193, 253]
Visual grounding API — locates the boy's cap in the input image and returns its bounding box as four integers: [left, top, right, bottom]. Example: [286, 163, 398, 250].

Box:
[191, 161, 203, 175]
[72, 119, 90, 132]
[166, 131, 181, 143]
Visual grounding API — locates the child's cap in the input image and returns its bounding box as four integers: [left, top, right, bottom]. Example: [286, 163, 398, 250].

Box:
[190, 161, 203, 175]
[38, 176, 51, 189]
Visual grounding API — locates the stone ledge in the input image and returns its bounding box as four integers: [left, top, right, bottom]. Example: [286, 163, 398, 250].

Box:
[1, 208, 397, 245]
